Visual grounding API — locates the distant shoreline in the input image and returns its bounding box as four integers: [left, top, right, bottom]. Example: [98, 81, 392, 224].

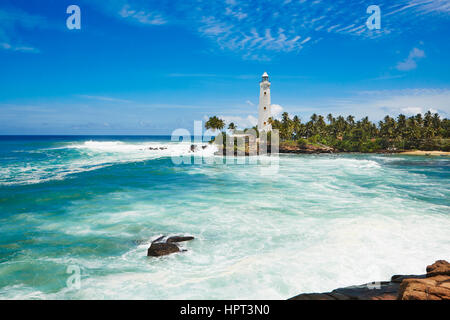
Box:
[397, 150, 450, 156]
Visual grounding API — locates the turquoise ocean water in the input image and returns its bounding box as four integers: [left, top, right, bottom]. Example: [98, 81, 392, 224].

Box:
[0, 136, 449, 299]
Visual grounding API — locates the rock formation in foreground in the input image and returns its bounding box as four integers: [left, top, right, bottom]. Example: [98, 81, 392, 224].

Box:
[147, 235, 195, 257]
[290, 260, 450, 300]
[398, 260, 450, 300]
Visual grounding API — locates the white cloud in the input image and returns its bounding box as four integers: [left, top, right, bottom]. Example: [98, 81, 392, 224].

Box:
[401, 107, 423, 115]
[220, 115, 258, 129]
[271, 104, 284, 118]
[363, 89, 448, 113]
[396, 47, 426, 71]
[246, 100, 255, 106]
[400, 107, 439, 115]
[283, 88, 450, 121]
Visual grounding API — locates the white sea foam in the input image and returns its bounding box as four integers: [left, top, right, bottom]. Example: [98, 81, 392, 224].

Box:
[0, 140, 218, 185]
[1, 140, 449, 300]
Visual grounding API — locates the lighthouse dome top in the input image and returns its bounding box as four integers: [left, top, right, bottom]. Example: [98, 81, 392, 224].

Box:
[262, 72, 269, 78]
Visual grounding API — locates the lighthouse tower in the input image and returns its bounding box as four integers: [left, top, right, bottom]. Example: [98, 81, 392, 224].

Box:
[258, 72, 272, 132]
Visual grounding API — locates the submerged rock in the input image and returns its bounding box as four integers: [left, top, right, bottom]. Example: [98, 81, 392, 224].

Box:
[149, 146, 167, 151]
[132, 239, 150, 245]
[167, 236, 195, 243]
[147, 242, 180, 257]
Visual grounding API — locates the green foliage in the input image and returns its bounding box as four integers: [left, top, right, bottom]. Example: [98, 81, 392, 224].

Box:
[273, 111, 450, 153]
[297, 138, 307, 147]
[205, 116, 225, 131]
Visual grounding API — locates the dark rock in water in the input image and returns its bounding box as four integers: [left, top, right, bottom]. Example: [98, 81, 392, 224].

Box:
[132, 240, 150, 245]
[167, 236, 195, 243]
[149, 147, 168, 151]
[147, 242, 180, 257]
[190, 144, 197, 152]
[147, 234, 194, 257]
[202, 145, 207, 150]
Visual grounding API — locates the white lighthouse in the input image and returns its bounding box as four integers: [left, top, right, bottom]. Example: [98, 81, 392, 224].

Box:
[258, 72, 272, 132]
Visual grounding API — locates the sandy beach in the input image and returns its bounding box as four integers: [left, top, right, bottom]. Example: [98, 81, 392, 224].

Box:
[399, 150, 450, 156]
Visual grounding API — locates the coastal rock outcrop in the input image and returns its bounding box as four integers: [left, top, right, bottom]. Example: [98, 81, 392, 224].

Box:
[147, 235, 194, 257]
[279, 143, 335, 154]
[290, 260, 450, 300]
[426, 260, 450, 277]
[397, 260, 450, 300]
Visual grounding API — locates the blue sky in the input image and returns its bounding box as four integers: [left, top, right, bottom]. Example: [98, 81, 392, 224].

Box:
[0, 0, 449, 134]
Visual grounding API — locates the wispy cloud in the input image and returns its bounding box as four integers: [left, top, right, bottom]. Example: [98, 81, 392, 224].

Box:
[119, 5, 166, 25]
[0, 7, 46, 53]
[78, 95, 133, 104]
[89, 0, 450, 60]
[0, 42, 39, 53]
[396, 47, 426, 71]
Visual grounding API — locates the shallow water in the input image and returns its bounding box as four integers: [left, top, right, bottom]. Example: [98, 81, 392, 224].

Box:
[0, 136, 449, 299]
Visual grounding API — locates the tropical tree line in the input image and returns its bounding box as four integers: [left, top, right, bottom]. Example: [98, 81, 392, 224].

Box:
[205, 111, 450, 152]
[269, 111, 450, 152]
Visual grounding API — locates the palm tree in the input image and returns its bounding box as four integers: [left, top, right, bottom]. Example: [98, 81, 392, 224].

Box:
[317, 115, 326, 135]
[281, 112, 293, 140]
[228, 122, 236, 133]
[346, 115, 355, 127]
[205, 116, 225, 132]
[432, 113, 441, 130]
[396, 114, 407, 139]
[292, 116, 301, 139]
[327, 113, 335, 124]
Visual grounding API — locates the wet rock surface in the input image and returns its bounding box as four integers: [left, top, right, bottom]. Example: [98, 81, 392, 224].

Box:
[167, 236, 195, 243]
[147, 242, 180, 257]
[146, 235, 194, 257]
[398, 260, 450, 300]
[290, 260, 450, 300]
